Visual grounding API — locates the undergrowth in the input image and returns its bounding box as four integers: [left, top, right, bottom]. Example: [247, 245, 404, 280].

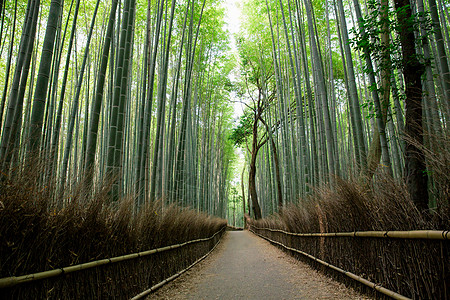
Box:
[0, 168, 226, 299]
[250, 133, 449, 299]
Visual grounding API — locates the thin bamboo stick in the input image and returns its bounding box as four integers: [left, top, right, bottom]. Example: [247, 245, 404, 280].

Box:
[251, 226, 449, 240]
[0, 226, 226, 289]
[250, 228, 411, 300]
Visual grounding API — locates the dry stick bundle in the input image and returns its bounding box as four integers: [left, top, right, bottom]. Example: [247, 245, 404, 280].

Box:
[0, 166, 226, 299]
[250, 172, 449, 299]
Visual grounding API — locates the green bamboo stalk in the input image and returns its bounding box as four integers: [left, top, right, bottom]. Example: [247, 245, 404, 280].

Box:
[27, 0, 62, 161]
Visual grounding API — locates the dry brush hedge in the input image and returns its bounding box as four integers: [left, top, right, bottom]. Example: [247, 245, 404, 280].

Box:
[250, 177, 449, 299]
[0, 178, 226, 299]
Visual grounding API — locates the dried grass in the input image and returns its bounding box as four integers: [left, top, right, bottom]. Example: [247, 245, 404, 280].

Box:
[0, 167, 226, 299]
[250, 136, 449, 299]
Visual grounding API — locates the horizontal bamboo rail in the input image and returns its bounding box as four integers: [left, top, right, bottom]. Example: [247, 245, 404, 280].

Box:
[0, 226, 226, 289]
[251, 226, 449, 240]
[250, 228, 411, 300]
[131, 231, 223, 299]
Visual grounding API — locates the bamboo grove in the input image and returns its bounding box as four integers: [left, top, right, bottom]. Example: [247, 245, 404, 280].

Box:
[0, 0, 236, 217]
[0, 0, 449, 222]
[231, 0, 449, 219]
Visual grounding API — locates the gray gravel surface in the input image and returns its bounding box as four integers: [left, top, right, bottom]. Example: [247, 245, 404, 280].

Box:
[151, 231, 372, 300]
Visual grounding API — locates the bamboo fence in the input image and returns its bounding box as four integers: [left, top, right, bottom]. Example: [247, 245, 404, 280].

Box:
[0, 226, 226, 289]
[131, 232, 223, 299]
[250, 228, 411, 300]
[250, 226, 449, 240]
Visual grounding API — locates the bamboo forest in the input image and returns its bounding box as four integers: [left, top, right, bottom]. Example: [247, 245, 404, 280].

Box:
[0, 0, 448, 299]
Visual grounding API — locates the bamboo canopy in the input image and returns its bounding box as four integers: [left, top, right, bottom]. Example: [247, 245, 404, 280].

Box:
[251, 226, 449, 240]
[0, 226, 226, 289]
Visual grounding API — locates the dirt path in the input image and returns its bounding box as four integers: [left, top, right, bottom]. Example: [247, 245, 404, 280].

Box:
[152, 231, 372, 299]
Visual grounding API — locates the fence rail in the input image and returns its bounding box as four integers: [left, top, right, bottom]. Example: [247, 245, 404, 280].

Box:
[250, 227, 411, 300]
[131, 230, 223, 299]
[0, 226, 226, 289]
[251, 226, 449, 240]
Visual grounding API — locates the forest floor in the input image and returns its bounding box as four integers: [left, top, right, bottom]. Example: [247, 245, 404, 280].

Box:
[151, 230, 373, 299]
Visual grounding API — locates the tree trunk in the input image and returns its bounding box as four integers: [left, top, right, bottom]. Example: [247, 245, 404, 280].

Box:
[394, 0, 429, 212]
[249, 110, 263, 220]
[249, 151, 262, 220]
[241, 165, 246, 227]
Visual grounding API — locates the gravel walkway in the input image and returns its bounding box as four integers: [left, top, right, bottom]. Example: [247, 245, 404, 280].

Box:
[152, 231, 372, 299]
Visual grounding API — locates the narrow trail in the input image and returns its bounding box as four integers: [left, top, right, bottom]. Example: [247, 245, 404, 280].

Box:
[153, 231, 372, 299]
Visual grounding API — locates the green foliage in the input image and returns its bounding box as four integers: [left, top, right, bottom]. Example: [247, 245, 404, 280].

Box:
[331, 51, 345, 80]
[350, 1, 396, 70]
[350, 0, 432, 73]
[230, 110, 253, 146]
[227, 186, 244, 227]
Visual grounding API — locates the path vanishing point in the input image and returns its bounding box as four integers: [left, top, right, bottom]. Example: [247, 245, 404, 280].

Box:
[153, 231, 372, 299]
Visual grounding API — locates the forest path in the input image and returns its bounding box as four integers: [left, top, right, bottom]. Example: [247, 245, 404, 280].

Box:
[152, 231, 372, 299]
